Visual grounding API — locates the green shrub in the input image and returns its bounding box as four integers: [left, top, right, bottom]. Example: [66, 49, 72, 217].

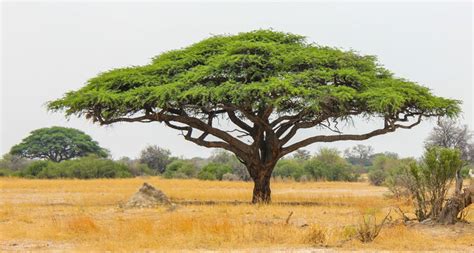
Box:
[163, 160, 197, 179]
[368, 169, 387, 186]
[22, 160, 51, 177]
[460, 165, 472, 179]
[303, 148, 358, 182]
[198, 163, 232, 180]
[0, 168, 12, 176]
[273, 159, 304, 181]
[392, 147, 462, 221]
[366, 154, 402, 185]
[18, 156, 132, 179]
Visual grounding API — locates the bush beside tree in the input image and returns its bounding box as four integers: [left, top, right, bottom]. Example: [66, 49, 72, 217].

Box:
[16, 156, 132, 179]
[198, 163, 232, 180]
[163, 160, 198, 179]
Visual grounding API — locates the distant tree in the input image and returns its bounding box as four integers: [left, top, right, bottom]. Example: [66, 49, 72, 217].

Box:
[304, 148, 358, 181]
[49, 30, 460, 203]
[198, 163, 232, 180]
[273, 159, 305, 180]
[209, 150, 250, 180]
[344, 144, 374, 166]
[117, 156, 153, 176]
[368, 153, 401, 186]
[425, 118, 473, 194]
[139, 145, 172, 173]
[292, 149, 311, 161]
[0, 153, 30, 171]
[163, 159, 197, 179]
[10, 127, 107, 162]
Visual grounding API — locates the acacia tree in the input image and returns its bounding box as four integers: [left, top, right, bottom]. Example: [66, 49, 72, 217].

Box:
[48, 30, 460, 203]
[11, 126, 108, 162]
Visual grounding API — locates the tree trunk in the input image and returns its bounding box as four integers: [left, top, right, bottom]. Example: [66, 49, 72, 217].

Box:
[454, 169, 463, 195]
[252, 174, 272, 204]
[438, 185, 473, 224]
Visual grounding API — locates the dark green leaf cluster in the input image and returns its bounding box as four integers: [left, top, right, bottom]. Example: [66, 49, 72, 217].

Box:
[48, 30, 460, 122]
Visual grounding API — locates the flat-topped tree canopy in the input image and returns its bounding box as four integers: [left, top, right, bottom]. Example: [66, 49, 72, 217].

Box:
[49, 30, 461, 203]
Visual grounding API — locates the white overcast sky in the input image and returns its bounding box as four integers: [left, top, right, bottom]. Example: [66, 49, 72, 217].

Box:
[1, 1, 473, 160]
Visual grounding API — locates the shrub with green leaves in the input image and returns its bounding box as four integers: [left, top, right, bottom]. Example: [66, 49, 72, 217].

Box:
[163, 160, 197, 179]
[198, 163, 232, 180]
[273, 159, 305, 181]
[304, 148, 358, 181]
[18, 156, 131, 179]
[367, 153, 401, 185]
[393, 147, 462, 221]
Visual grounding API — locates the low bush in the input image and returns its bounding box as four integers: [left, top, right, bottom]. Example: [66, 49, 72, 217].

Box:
[198, 163, 232, 181]
[368, 169, 386, 186]
[163, 160, 197, 179]
[18, 156, 132, 179]
[273, 159, 304, 181]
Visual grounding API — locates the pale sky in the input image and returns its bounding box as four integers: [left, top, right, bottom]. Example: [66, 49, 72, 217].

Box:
[1, 1, 473, 160]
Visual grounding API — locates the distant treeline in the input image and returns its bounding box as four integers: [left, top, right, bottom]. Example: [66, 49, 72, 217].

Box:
[0, 144, 434, 182]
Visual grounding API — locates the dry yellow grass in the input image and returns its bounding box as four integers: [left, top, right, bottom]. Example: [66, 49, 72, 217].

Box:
[0, 177, 472, 252]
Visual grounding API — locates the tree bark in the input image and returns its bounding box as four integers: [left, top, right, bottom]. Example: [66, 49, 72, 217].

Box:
[438, 185, 473, 224]
[252, 174, 272, 204]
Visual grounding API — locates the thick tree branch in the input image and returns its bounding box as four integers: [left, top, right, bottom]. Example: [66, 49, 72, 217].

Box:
[280, 115, 423, 157]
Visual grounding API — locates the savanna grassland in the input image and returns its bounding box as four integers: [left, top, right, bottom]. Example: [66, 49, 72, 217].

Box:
[0, 178, 473, 252]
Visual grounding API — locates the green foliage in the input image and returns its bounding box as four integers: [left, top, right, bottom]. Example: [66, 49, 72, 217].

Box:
[384, 158, 417, 198]
[139, 145, 172, 174]
[198, 163, 232, 181]
[48, 30, 460, 125]
[460, 165, 472, 179]
[209, 150, 250, 180]
[17, 156, 131, 179]
[272, 148, 359, 182]
[304, 148, 359, 182]
[0, 153, 31, 171]
[273, 159, 305, 181]
[344, 145, 374, 167]
[393, 147, 462, 221]
[0, 168, 12, 177]
[367, 153, 402, 186]
[10, 127, 108, 162]
[23, 160, 50, 177]
[117, 157, 154, 176]
[368, 170, 387, 186]
[163, 160, 197, 179]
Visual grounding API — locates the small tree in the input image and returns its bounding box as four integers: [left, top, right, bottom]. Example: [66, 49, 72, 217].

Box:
[425, 118, 473, 194]
[407, 147, 462, 221]
[344, 144, 374, 167]
[0, 153, 30, 171]
[293, 149, 311, 161]
[304, 148, 358, 181]
[368, 153, 401, 186]
[48, 30, 460, 203]
[139, 145, 172, 174]
[11, 127, 108, 162]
